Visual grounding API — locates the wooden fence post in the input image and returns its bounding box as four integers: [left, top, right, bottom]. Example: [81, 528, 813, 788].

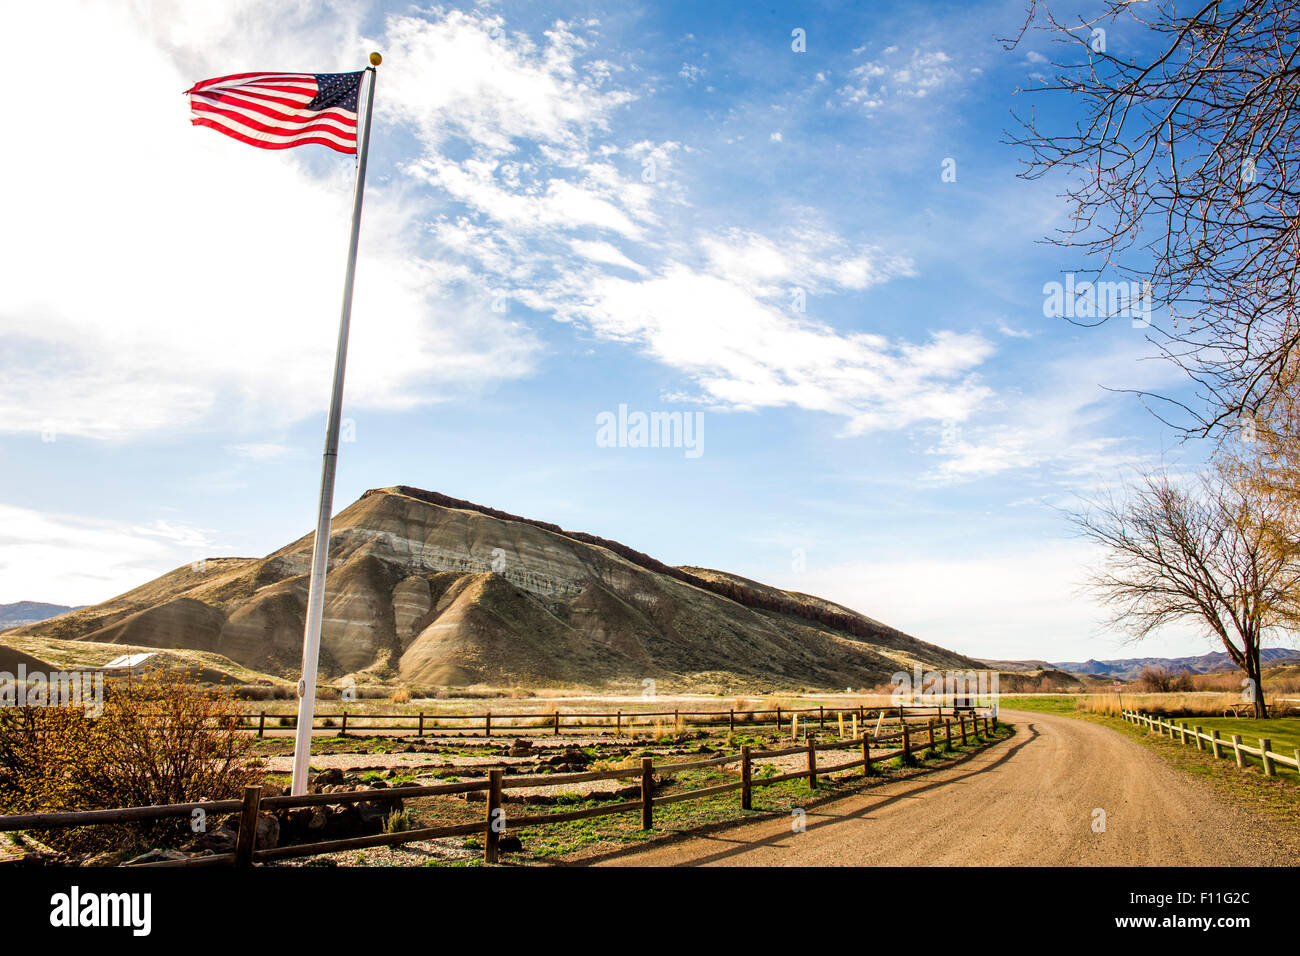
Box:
[554, 712, 560, 736]
[234, 785, 263, 867]
[728, 709, 734, 734]
[485, 712, 492, 738]
[959, 715, 968, 745]
[257, 712, 265, 738]
[776, 706, 782, 734]
[484, 769, 503, 864]
[339, 712, 346, 736]
[1232, 734, 1245, 768]
[819, 706, 825, 731]
[418, 712, 424, 736]
[640, 757, 654, 830]
[617, 710, 623, 737]
[927, 718, 935, 751]
[945, 719, 952, 750]
[741, 745, 752, 809]
[806, 735, 818, 789]
[1178, 722, 1187, 745]
[1261, 739, 1275, 777]
[1193, 725, 1203, 750]
[1211, 729, 1223, 759]
[862, 734, 872, 777]
[901, 721, 911, 764]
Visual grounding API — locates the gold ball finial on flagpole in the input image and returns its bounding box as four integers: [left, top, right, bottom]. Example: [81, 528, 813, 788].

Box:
[369, 52, 382, 66]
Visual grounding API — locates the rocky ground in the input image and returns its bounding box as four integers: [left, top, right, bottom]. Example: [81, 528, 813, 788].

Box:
[4, 726, 843, 867]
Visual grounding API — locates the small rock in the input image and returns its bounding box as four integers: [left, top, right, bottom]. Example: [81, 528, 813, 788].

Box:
[498, 834, 523, 853]
[313, 768, 345, 788]
[254, 812, 279, 850]
[84, 849, 133, 867]
[124, 849, 189, 866]
[185, 827, 237, 853]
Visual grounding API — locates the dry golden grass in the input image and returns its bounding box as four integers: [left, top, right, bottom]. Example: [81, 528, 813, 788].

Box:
[1072, 692, 1292, 717]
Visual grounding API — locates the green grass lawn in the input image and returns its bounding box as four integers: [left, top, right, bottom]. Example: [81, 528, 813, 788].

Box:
[1138, 716, 1300, 764]
[997, 696, 1082, 717]
[1001, 696, 1300, 760]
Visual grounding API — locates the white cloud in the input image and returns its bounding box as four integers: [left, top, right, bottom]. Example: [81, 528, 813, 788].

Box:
[373, 12, 994, 437]
[0, 504, 213, 606]
[408, 157, 649, 238]
[227, 442, 292, 461]
[382, 12, 633, 154]
[1, 4, 999, 446]
[569, 240, 649, 275]
[782, 541, 1209, 661]
[679, 63, 705, 83]
[0, 2, 536, 441]
[840, 48, 959, 110]
[700, 228, 913, 298]
[922, 343, 1188, 483]
[574, 267, 993, 432]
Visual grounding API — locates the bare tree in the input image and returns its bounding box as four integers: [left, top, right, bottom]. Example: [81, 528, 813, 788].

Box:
[1008, 0, 1300, 434]
[1069, 470, 1300, 716]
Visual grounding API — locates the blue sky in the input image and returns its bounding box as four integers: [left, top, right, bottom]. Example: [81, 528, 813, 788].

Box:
[1, 0, 1239, 662]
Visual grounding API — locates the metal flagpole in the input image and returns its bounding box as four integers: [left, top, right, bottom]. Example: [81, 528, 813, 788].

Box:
[290, 53, 381, 797]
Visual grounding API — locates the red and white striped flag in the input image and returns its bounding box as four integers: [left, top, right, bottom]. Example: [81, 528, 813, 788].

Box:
[186, 71, 364, 153]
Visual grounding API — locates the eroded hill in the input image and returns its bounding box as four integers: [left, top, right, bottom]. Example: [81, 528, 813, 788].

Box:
[10, 487, 980, 691]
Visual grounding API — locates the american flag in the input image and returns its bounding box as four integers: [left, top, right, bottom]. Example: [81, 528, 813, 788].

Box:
[186, 71, 364, 154]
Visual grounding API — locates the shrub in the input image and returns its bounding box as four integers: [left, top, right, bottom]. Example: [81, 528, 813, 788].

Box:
[384, 810, 414, 833]
[1138, 666, 1195, 693]
[0, 675, 262, 852]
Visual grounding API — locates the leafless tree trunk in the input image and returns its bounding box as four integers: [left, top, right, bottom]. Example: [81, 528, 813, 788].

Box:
[1068, 471, 1300, 716]
[1008, 0, 1300, 435]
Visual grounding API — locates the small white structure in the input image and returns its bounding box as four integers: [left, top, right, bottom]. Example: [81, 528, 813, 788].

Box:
[101, 653, 157, 677]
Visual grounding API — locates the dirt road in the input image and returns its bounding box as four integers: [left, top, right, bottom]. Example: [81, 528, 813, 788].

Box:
[596, 709, 1298, 866]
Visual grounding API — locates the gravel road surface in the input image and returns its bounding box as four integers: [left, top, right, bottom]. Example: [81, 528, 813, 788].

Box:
[596, 709, 1298, 866]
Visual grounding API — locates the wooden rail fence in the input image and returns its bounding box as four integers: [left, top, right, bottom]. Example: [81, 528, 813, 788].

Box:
[0, 711, 999, 867]
[236, 702, 977, 738]
[1123, 710, 1300, 781]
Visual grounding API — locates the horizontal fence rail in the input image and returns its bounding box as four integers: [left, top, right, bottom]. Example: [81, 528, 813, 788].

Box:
[0, 709, 999, 867]
[1122, 710, 1300, 781]
[233, 702, 985, 739]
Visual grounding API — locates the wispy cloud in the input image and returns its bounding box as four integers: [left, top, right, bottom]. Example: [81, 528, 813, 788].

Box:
[0, 2, 537, 441]
[0, 504, 214, 605]
[839, 48, 960, 110]
[384, 10, 997, 435]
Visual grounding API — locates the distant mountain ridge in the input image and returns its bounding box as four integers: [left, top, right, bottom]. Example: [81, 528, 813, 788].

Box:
[0, 602, 82, 629]
[984, 648, 1300, 681]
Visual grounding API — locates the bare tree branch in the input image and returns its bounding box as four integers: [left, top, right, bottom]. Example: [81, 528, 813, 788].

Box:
[1010, 0, 1300, 434]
